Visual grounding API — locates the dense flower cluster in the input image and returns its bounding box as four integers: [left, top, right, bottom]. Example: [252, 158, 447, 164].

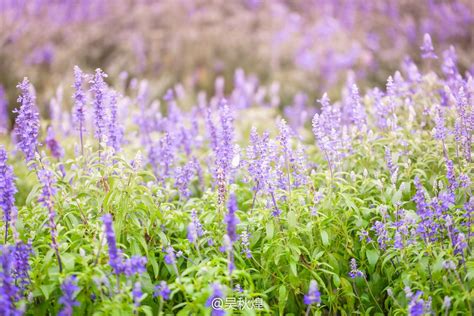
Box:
[0, 23, 472, 314]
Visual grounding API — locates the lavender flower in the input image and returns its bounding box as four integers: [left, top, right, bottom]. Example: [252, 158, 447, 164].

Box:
[277, 118, 291, 158]
[132, 282, 142, 308]
[349, 258, 363, 278]
[90, 69, 108, 146]
[0, 147, 17, 243]
[102, 214, 122, 275]
[384, 146, 397, 181]
[442, 296, 451, 312]
[312, 94, 348, 174]
[148, 133, 174, 182]
[303, 280, 321, 305]
[154, 281, 170, 300]
[14, 78, 40, 164]
[37, 157, 62, 271]
[222, 235, 235, 275]
[453, 232, 467, 256]
[372, 221, 390, 249]
[45, 126, 64, 159]
[107, 90, 123, 152]
[72, 66, 87, 154]
[206, 282, 226, 316]
[225, 193, 239, 242]
[413, 177, 430, 223]
[190, 210, 204, 237]
[240, 229, 252, 258]
[164, 246, 176, 265]
[433, 107, 447, 142]
[205, 108, 218, 154]
[175, 160, 195, 198]
[420, 33, 437, 59]
[444, 159, 458, 192]
[216, 166, 227, 206]
[11, 241, 32, 294]
[0, 245, 20, 315]
[187, 222, 198, 244]
[349, 84, 367, 129]
[58, 276, 79, 316]
[407, 291, 430, 316]
[122, 256, 147, 277]
[0, 85, 8, 134]
[441, 46, 458, 79]
[217, 99, 234, 177]
[394, 231, 403, 249]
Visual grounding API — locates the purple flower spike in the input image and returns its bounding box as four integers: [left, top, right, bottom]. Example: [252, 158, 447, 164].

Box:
[107, 90, 123, 153]
[132, 282, 142, 308]
[102, 214, 122, 275]
[349, 258, 364, 279]
[206, 282, 226, 316]
[45, 126, 64, 159]
[90, 69, 108, 146]
[73, 66, 87, 154]
[14, 78, 40, 164]
[420, 33, 437, 59]
[0, 85, 9, 134]
[225, 193, 239, 242]
[304, 280, 321, 305]
[154, 281, 171, 300]
[58, 276, 80, 316]
[0, 245, 22, 315]
[0, 147, 17, 243]
[122, 256, 147, 276]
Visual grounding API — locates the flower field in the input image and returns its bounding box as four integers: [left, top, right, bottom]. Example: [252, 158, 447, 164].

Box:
[0, 1, 473, 315]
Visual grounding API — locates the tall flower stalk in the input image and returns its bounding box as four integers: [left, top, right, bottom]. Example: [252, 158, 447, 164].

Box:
[37, 155, 62, 272]
[90, 68, 108, 160]
[72, 66, 87, 156]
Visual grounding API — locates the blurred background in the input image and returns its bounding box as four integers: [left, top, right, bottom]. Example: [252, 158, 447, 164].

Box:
[0, 0, 473, 123]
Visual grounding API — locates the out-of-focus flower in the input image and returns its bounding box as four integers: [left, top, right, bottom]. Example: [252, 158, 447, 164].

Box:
[132, 282, 142, 308]
[58, 276, 79, 316]
[45, 126, 64, 159]
[206, 282, 226, 316]
[407, 290, 430, 316]
[0, 147, 17, 242]
[164, 246, 176, 265]
[0, 85, 9, 134]
[303, 280, 321, 305]
[122, 256, 147, 277]
[107, 90, 123, 152]
[0, 245, 20, 315]
[420, 33, 437, 59]
[154, 281, 170, 300]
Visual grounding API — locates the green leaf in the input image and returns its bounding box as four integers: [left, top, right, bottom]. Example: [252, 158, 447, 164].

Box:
[287, 211, 297, 229]
[366, 249, 379, 269]
[40, 284, 56, 300]
[266, 221, 274, 239]
[278, 285, 288, 313]
[320, 230, 329, 246]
